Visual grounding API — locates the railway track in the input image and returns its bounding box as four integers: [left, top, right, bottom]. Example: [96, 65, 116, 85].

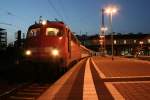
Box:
[0, 82, 52, 100]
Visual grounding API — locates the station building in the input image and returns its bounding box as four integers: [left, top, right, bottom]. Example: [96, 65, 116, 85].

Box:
[0, 28, 7, 50]
[77, 33, 150, 56]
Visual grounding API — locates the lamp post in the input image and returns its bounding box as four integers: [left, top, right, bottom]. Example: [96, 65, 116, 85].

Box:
[100, 27, 107, 55]
[139, 41, 144, 55]
[100, 8, 108, 56]
[105, 6, 118, 60]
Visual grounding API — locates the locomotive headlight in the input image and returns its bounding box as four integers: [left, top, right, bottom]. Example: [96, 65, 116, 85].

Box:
[59, 36, 62, 40]
[51, 49, 59, 56]
[25, 50, 32, 56]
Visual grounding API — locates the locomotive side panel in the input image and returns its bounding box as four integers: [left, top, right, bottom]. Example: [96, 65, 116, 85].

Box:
[70, 40, 81, 61]
[64, 29, 81, 67]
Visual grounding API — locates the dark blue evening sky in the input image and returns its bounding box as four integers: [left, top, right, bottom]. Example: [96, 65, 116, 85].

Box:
[0, 0, 150, 43]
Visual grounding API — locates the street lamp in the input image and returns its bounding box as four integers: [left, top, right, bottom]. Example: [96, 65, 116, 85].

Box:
[105, 6, 118, 60]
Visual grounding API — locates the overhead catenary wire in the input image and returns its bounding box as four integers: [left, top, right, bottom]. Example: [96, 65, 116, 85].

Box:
[45, 0, 90, 35]
[0, 8, 24, 20]
[1, 8, 30, 31]
[47, 0, 64, 21]
[57, 0, 71, 25]
[0, 22, 12, 26]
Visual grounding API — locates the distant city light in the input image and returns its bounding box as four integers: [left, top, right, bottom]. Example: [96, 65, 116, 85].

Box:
[101, 27, 108, 32]
[148, 39, 150, 43]
[134, 40, 137, 43]
[114, 40, 117, 44]
[124, 40, 127, 44]
[139, 41, 143, 45]
[100, 35, 105, 38]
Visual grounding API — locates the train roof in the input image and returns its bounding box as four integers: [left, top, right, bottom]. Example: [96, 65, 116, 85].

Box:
[28, 20, 66, 29]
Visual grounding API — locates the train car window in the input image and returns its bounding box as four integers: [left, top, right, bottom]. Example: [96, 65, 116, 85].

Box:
[71, 33, 80, 45]
[71, 34, 75, 42]
[27, 28, 40, 38]
[71, 34, 78, 43]
[68, 31, 71, 52]
[46, 28, 62, 36]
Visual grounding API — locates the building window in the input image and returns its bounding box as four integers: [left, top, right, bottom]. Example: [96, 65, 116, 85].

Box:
[114, 40, 117, 44]
[124, 40, 126, 44]
[148, 39, 150, 43]
[134, 40, 136, 43]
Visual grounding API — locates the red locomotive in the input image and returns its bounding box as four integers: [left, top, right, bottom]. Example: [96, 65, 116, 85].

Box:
[23, 20, 86, 72]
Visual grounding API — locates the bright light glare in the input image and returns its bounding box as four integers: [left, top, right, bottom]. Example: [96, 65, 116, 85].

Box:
[59, 37, 63, 40]
[112, 9, 117, 13]
[101, 27, 108, 31]
[139, 41, 143, 45]
[105, 8, 111, 14]
[42, 20, 47, 25]
[51, 49, 59, 56]
[105, 6, 118, 14]
[25, 50, 32, 56]
[99, 40, 103, 42]
[100, 35, 105, 38]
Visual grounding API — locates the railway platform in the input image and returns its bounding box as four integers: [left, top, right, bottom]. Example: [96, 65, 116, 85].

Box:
[37, 56, 150, 100]
[38, 57, 124, 100]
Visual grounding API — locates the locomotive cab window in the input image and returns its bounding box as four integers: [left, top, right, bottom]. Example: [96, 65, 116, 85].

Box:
[27, 28, 40, 38]
[46, 28, 62, 36]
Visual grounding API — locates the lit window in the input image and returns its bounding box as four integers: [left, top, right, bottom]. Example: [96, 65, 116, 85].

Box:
[71, 41, 74, 46]
[134, 40, 136, 43]
[139, 41, 143, 45]
[124, 40, 126, 44]
[148, 39, 150, 43]
[114, 40, 117, 44]
[46, 28, 60, 36]
[27, 28, 40, 38]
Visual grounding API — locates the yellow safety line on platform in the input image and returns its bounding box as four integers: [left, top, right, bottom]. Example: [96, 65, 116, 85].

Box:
[90, 58, 106, 79]
[83, 58, 98, 100]
[91, 58, 125, 100]
[103, 76, 150, 80]
[109, 81, 150, 84]
[105, 83, 125, 100]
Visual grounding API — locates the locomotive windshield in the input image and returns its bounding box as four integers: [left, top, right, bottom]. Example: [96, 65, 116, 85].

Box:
[27, 27, 62, 38]
[27, 28, 40, 38]
[46, 27, 62, 36]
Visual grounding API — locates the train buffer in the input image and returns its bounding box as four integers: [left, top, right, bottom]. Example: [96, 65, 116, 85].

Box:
[38, 58, 124, 100]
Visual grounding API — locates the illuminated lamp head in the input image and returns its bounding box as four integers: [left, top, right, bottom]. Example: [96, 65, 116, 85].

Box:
[51, 49, 59, 57]
[25, 50, 32, 56]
